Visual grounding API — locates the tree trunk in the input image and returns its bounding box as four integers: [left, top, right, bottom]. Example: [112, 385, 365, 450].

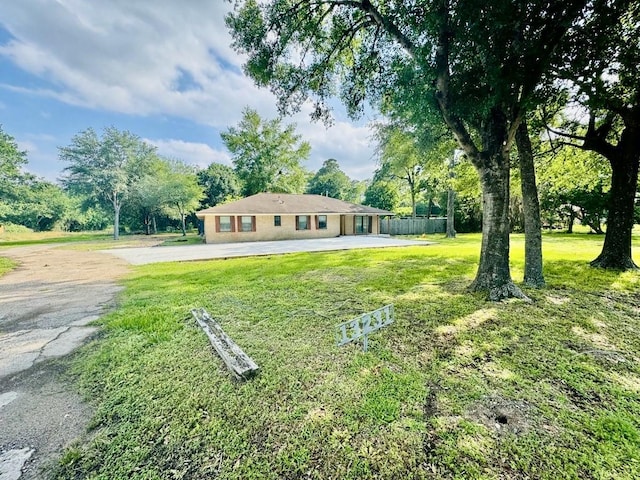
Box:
[446, 188, 455, 237]
[446, 157, 456, 238]
[180, 210, 187, 236]
[515, 120, 545, 287]
[470, 151, 528, 301]
[113, 203, 120, 240]
[144, 212, 151, 235]
[152, 215, 157, 234]
[566, 209, 575, 233]
[591, 139, 639, 269]
[410, 189, 416, 219]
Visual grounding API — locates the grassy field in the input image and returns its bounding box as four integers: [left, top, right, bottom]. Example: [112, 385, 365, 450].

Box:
[0, 230, 202, 250]
[47, 232, 640, 479]
[0, 230, 114, 247]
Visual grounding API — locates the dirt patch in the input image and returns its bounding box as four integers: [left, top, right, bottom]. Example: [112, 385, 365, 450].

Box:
[467, 395, 538, 436]
[0, 244, 129, 479]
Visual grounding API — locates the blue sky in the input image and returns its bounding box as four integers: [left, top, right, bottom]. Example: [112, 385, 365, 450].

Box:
[0, 1, 378, 183]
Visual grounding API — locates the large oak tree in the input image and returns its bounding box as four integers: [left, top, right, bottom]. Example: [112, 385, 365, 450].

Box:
[227, 0, 587, 299]
[550, 0, 639, 269]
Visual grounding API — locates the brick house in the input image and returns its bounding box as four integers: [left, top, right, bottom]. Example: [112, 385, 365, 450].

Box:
[196, 193, 394, 244]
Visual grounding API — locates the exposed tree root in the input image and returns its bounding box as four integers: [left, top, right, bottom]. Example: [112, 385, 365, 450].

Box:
[590, 254, 638, 270]
[470, 280, 532, 302]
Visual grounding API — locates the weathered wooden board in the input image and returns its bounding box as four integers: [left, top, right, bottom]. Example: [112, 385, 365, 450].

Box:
[191, 308, 259, 380]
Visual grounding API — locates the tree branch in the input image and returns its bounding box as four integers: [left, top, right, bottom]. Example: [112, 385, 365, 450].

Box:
[433, 0, 479, 160]
[358, 0, 419, 59]
[545, 124, 587, 142]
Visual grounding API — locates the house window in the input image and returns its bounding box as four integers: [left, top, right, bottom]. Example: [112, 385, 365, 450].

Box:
[296, 215, 311, 230]
[217, 215, 233, 232]
[238, 215, 256, 232]
[274, 215, 281, 227]
[355, 216, 369, 234]
[316, 215, 327, 230]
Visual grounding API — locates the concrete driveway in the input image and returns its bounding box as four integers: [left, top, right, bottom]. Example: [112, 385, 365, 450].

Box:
[102, 235, 430, 265]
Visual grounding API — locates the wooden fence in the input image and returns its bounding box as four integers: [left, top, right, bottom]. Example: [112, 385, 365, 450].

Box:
[380, 217, 446, 235]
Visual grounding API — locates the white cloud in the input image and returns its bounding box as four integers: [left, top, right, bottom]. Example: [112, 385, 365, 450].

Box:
[0, 0, 277, 126]
[292, 105, 378, 180]
[145, 138, 231, 169]
[16, 139, 39, 154]
[0, 0, 380, 180]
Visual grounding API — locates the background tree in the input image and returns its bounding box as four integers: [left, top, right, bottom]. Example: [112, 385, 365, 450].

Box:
[227, 0, 588, 299]
[363, 168, 399, 212]
[162, 159, 204, 236]
[60, 127, 157, 240]
[450, 160, 483, 233]
[538, 146, 611, 233]
[346, 179, 367, 203]
[0, 126, 28, 224]
[197, 162, 241, 208]
[128, 157, 171, 235]
[61, 196, 110, 232]
[8, 177, 69, 231]
[0, 126, 26, 182]
[221, 108, 311, 196]
[306, 158, 353, 199]
[375, 126, 430, 218]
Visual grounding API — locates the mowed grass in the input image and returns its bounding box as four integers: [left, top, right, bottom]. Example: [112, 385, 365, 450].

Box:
[53, 232, 640, 479]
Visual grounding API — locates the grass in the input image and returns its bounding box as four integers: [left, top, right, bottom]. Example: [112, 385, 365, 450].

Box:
[0, 256, 16, 276]
[49, 232, 640, 479]
[0, 230, 204, 250]
[158, 234, 205, 246]
[0, 230, 114, 247]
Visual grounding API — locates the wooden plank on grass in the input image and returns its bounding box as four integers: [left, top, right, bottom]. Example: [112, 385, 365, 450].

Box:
[191, 307, 259, 380]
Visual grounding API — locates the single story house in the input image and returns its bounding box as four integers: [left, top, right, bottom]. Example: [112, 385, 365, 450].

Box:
[196, 193, 394, 244]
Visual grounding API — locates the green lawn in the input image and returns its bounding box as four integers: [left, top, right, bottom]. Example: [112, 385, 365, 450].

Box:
[53, 232, 640, 479]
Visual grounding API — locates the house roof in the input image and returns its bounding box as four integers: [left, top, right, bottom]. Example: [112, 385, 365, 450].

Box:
[196, 193, 394, 217]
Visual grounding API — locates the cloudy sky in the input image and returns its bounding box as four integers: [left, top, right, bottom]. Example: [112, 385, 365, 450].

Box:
[0, 0, 379, 183]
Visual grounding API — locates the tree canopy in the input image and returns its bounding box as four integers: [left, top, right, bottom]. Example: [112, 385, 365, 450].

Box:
[306, 158, 353, 199]
[221, 108, 311, 196]
[197, 162, 241, 208]
[0, 125, 28, 201]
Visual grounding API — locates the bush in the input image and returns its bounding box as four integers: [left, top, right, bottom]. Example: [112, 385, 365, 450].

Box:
[0, 222, 32, 234]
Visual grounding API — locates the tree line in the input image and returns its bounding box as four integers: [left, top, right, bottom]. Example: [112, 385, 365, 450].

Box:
[1, 101, 634, 248]
[0, 114, 366, 237]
